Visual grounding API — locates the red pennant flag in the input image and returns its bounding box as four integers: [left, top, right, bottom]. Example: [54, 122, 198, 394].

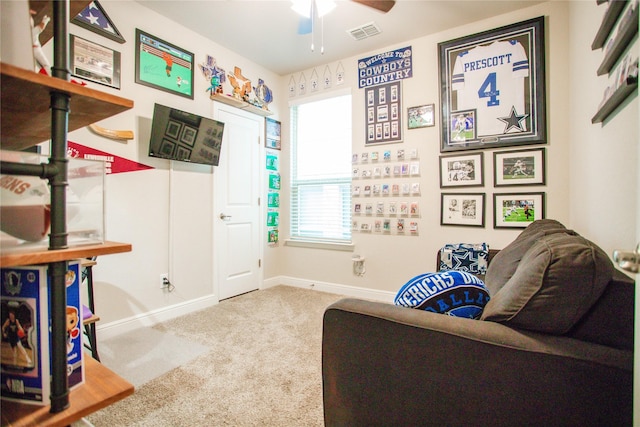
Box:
[68, 141, 153, 174]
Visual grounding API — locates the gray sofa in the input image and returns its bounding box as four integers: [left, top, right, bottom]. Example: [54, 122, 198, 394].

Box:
[322, 220, 634, 426]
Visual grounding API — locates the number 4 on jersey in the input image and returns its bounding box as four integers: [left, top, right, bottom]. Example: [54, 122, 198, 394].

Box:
[478, 72, 500, 107]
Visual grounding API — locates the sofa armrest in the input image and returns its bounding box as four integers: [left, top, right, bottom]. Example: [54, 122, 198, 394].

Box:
[322, 298, 633, 427]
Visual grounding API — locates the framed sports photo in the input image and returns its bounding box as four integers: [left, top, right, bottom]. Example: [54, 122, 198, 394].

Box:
[70, 35, 121, 89]
[408, 104, 435, 129]
[494, 192, 545, 228]
[365, 81, 403, 145]
[135, 29, 194, 99]
[439, 152, 484, 188]
[441, 193, 485, 227]
[438, 16, 546, 152]
[494, 148, 545, 186]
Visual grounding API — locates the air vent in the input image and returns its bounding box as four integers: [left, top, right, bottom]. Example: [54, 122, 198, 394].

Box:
[347, 22, 382, 41]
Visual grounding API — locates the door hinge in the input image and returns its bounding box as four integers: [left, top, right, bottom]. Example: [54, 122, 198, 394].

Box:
[258, 259, 262, 268]
[258, 197, 261, 206]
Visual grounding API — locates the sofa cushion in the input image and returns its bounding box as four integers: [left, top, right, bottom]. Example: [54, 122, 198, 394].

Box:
[484, 219, 568, 295]
[481, 232, 614, 334]
[395, 271, 490, 319]
[567, 270, 635, 351]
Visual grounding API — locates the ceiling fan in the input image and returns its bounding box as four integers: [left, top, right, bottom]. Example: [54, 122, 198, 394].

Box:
[294, 0, 396, 36]
[351, 0, 396, 13]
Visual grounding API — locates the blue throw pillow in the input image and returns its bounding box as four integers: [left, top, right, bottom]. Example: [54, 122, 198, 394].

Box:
[394, 271, 490, 319]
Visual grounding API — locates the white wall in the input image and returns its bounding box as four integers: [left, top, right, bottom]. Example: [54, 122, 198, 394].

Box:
[46, 0, 285, 330]
[566, 2, 639, 424]
[272, 1, 574, 294]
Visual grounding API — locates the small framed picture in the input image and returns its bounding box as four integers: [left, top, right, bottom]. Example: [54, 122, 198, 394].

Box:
[70, 35, 121, 89]
[494, 192, 545, 228]
[179, 125, 198, 147]
[494, 148, 545, 186]
[160, 139, 176, 156]
[265, 117, 281, 150]
[441, 193, 485, 227]
[408, 104, 435, 129]
[439, 152, 484, 188]
[165, 120, 182, 139]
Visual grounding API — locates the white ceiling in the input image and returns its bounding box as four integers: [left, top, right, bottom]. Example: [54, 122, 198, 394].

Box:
[137, 0, 543, 76]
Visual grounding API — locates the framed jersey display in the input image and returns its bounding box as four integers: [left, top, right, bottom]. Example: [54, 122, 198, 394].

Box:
[438, 16, 546, 152]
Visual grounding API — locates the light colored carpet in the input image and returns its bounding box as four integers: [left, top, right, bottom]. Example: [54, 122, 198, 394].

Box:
[97, 327, 210, 388]
[83, 285, 345, 426]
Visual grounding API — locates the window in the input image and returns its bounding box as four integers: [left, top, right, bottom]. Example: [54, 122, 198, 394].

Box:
[290, 93, 352, 244]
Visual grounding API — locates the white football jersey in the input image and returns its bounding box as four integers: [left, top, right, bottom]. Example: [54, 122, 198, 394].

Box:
[452, 40, 529, 136]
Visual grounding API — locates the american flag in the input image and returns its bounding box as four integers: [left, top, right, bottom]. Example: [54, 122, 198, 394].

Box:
[74, 1, 124, 42]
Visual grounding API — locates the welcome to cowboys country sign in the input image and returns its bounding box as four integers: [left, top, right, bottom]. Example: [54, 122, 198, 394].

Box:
[358, 46, 413, 89]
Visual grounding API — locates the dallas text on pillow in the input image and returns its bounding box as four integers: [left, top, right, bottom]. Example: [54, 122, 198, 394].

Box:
[395, 271, 490, 319]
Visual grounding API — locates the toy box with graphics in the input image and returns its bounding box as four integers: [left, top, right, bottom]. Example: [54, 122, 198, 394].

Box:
[0, 260, 84, 404]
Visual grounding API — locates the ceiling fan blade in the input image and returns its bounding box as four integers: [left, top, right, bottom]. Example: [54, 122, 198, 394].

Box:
[298, 16, 312, 34]
[352, 0, 396, 13]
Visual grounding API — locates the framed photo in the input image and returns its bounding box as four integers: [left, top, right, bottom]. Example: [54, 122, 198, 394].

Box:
[165, 120, 182, 139]
[494, 148, 545, 186]
[494, 192, 545, 228]
[135, 29, 194, 99]
[179, 125, 198, 147]
[72, 0, 125, 44]
[408, 104, 435, 129]
[438, 16, 546, 152]
[265, 117, 281, 150]
[441, 193, 485, 227]
[70, 35, 121, 89]
[160, 139, 176, 157]
[439, 152, 484, 188]
[365, 81, 403, 145]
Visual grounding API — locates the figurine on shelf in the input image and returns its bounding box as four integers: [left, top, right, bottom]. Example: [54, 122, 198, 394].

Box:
[199, 55, 226, 97]
[228, 66, 252, 102]
[30, 9, 50, 75]
[253, 78, 273, 111]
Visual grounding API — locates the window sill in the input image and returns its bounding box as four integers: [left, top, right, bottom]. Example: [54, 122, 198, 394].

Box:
[284, 239, 355, 252]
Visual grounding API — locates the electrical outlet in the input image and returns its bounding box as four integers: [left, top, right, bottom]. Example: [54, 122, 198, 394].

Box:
[160, 273, 169, 288]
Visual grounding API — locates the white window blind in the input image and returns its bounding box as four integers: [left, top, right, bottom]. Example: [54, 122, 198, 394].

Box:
[290, 94, 352, 243]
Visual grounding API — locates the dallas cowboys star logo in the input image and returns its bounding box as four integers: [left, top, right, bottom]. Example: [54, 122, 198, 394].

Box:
[498, 106, 529, 133]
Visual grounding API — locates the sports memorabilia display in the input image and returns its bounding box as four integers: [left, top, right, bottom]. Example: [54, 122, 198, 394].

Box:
[439, 17, 546, 152]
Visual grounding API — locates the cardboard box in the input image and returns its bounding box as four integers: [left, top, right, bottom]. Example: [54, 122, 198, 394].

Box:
[0, 260, 84, 404]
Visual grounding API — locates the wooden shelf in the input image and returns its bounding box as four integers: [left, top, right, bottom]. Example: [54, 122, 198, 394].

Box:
[210, 93, 273, 117]
[1, 357, 134, 427]
[0, 241, 132, 267]
[0, 62, 134, 151]
[592, 0, 628, 50]
[591, 76, 638, 123]
[596, 5, 639, 76]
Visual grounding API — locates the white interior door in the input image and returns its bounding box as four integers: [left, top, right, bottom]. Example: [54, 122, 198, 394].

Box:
[214, 104, 262, 300]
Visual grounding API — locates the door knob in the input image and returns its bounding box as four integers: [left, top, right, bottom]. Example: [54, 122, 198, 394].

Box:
[219, 213, 232, 221]
[613, 243, 640, 273]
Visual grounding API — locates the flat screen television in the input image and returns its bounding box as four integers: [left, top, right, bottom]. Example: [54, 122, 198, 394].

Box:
[148, 103, 224, 166]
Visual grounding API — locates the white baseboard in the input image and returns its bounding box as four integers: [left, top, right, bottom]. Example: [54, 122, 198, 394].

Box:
[98, 280, 393, 339]
[96, 294, 219, 340]
[263, 276, 396, 303]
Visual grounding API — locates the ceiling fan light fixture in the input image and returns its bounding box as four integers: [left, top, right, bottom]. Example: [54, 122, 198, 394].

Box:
[347, 22, 382, 41]
[291, 0, 335, 18]
[315, 0, 336, 17]
[291, 0, 312, 18]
